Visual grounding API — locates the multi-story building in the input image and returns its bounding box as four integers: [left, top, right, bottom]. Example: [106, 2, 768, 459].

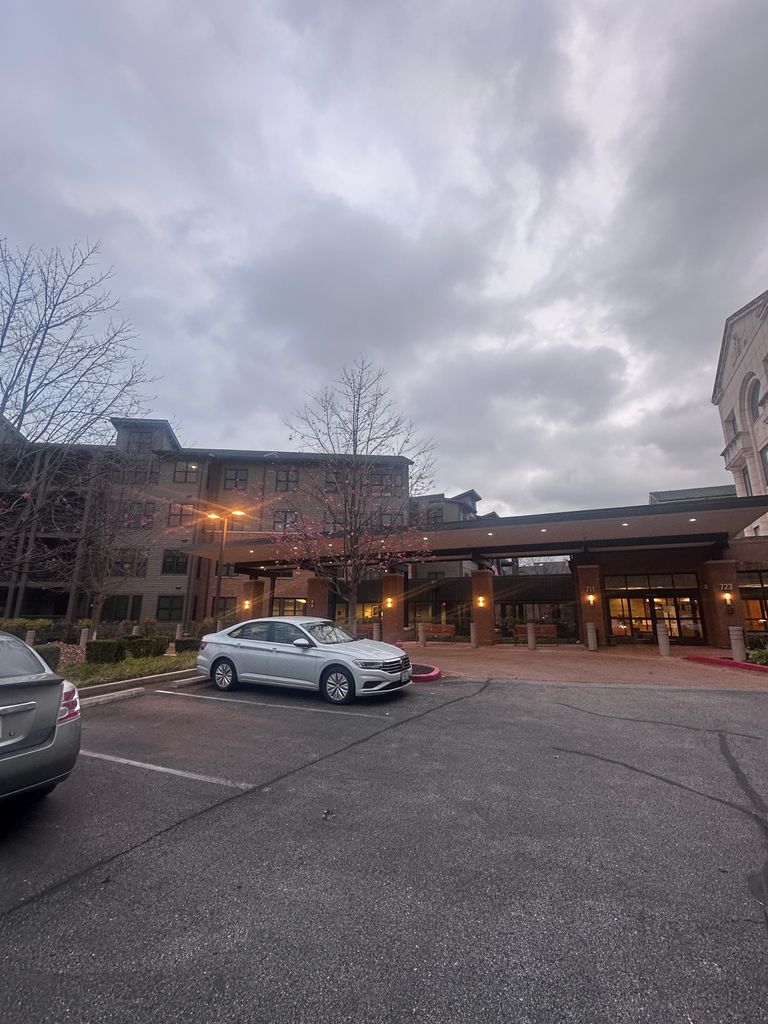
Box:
[1, 415, 413, 625]
[712, 287, 768, 533]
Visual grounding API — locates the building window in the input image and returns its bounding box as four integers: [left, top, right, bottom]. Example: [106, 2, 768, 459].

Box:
[120, 501, 155, 529]
[162, 549, 189, 574]
[749, 379, 762, 423]
[211, 596, 236, 617]
[725, 414, 738, 439]
[127, 430, 153, 455]
[271, 598, 309, 617]
[168, 502, 195, 527]
[273, 510, 298, 532]
[427, 571, 445, 581]
[761, 445, 768, 487]
[220, 563, 238, 577]
[157, 595, 184, 621]
[427, 505, 444, 525]
[378, 512, 393, 528]
[174, 460, 199, 484]
[102, 594, 143, 622]
[224, 468, 248, 491]
[743, 466, 753, 496]
[111, 550, 147, 577]
[276, 467, 298, 492]
[325, 474, 338, 493]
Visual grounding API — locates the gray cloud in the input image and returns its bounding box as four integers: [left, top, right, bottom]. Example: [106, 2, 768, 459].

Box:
[0, 0, 761, 513]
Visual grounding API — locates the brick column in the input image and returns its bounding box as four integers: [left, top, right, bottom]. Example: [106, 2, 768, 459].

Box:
[574, 564, 605, 646]
[307, 577, 331, 618]
[381, 572, 406, 644]
[250, 580, 268, 617]
[471, 569, 496, 646]
[698, 560, 744, 648]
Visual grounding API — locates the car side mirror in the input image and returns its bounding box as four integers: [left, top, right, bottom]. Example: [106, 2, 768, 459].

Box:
[293, 637, 311, 648]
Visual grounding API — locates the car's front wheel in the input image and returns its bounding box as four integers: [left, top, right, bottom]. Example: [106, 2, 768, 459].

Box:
[212, 658, 238, 692]
[320, 667, 355, 705]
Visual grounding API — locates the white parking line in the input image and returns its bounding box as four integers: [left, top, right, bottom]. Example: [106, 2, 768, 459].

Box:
[153, 689, 384, 719]
[80, 750, 253, 790]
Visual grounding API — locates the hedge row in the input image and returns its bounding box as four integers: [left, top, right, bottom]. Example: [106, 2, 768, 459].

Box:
[33, 644, 62, 672]
[86, 636, 170, 664]
[175, 638, 201, 653]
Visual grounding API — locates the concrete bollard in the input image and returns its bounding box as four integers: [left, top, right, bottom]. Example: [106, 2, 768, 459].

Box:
[90, 629, 97, 642]
[132, 625, 141, 636]
[526, 623, 537, 651]
[216, 619, 223, 633]
[729, 625, 747, 663]
[79, 627, 90, 650]
[470, 623, 479, 649]
[175, 623, 183, 641]
[167, 641, 177, 657]
[586, 622, 598, 652]
[656, 623, 671, 657]
[25, 629, 35, 646]
[372, 623, 381, 642]
[417, 623, 426, 648]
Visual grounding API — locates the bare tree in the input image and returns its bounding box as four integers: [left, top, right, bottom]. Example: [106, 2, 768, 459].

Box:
[282, 358, 436, 629]
[0, 238, 150, 612]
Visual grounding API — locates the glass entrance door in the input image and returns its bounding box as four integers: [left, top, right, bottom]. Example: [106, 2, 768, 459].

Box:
[609, 593, 703, 642]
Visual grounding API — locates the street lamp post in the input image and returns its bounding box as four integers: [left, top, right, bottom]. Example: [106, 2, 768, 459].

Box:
[207, 510, 245, 626]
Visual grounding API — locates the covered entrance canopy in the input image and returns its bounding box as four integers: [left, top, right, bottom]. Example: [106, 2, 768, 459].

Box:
[190, 496, 768, 647]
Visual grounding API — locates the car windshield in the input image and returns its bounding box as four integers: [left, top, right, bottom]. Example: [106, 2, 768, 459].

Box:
[0, 638, 46, 678]
[305, 622, 358, 645]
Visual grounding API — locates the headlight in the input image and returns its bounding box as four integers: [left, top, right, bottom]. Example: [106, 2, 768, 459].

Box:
[353, 660, 385, 669]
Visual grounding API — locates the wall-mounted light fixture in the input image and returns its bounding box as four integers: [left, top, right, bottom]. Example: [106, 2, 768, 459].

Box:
[477, 595, 486, 608]
[243, 599, 251, 610]
[587, 593, 596, 606]
[723, 591, 735, 614]
[385, 597, 394, 609]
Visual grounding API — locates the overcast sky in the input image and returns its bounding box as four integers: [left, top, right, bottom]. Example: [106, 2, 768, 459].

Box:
[2, 0, 767, 516]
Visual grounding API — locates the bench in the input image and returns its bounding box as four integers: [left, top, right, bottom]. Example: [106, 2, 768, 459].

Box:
[421, 623, 456, 639]
[512, 624, 558, 643]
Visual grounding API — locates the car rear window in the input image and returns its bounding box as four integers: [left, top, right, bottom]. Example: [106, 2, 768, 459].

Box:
[0, 638, 46, 678]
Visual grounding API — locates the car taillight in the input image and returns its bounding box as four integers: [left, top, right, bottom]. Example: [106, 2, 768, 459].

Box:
[199, 641, 206, 651]
[58, 680, 80, 724]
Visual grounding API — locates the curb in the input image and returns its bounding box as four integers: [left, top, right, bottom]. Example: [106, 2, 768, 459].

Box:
[412, 666, 442, 683]
[685, 655, 768, 674]
[80, 687, 145, 708]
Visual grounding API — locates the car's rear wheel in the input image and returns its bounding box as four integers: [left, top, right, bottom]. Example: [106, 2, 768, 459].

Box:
[320, 667, 355, 705]
[212, 658, 238, 691]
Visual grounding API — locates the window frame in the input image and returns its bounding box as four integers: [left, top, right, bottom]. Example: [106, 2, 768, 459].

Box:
[168, 502, 196, 527]
[156, 595, 184, 621]
[224, 467, 248, 491]
[161, 548, 190, 575]
[276, 467, 299, 492]
[174, 460, 200, 484]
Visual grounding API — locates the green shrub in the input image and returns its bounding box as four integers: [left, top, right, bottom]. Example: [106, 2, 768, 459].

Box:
[85, 639, 127, 664]
[125, 636, 168, 659]
[33, 644, 62, 671]
[175, 638, 201, 653]
[748, 648, 768, 665]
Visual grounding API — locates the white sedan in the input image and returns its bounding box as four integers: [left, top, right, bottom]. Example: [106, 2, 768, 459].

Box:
[197, 617, 412, 705]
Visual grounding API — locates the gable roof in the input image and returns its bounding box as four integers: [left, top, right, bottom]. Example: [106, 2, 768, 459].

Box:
[712, 288, 768, 404]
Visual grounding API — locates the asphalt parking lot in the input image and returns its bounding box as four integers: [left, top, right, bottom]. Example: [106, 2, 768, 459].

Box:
[2, 677, 768, 1023]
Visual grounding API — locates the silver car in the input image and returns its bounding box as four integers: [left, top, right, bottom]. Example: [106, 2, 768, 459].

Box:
[197, 617, 412, 705]
[0, 631, 81, 801]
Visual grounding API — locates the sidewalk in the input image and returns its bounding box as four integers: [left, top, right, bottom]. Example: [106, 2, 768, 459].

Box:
[403, 641, 768, 690]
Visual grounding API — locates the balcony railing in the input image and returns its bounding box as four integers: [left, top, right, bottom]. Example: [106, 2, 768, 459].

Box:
[721, 431, 752, 470]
